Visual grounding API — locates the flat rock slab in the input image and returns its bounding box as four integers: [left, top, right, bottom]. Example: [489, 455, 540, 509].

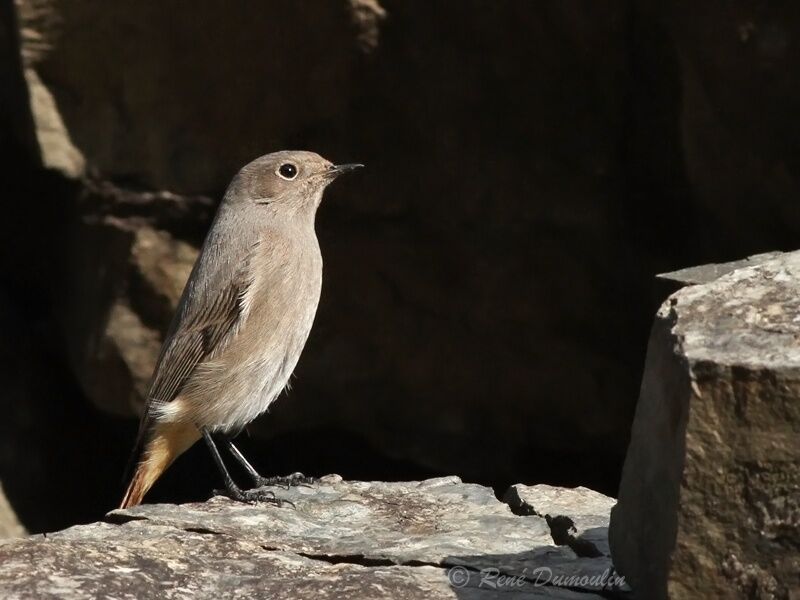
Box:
[0, 477, 628, 599]
[656, 252, 783, 288]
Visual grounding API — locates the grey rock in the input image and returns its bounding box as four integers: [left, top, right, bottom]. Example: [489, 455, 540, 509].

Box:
[0, 477, 627, 599]
[504, 484, 616, 558]
[610, 251, 800, 599]
[657, 252, 783, 288]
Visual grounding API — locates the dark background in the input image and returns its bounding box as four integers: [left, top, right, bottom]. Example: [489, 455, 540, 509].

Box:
[1, 0, 799, 533]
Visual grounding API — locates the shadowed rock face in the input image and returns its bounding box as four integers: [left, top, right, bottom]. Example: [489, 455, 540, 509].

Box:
[610, 251, 800, 599]
[0, 478, 627, 599]
[1, 0, 800, 532]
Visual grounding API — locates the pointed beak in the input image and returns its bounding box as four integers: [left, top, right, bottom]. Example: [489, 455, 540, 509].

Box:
[326, 163, 364, 179]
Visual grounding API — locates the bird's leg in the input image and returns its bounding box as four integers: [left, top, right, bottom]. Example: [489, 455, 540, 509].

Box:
[201, 429, 286, 506]
[220, 438, 262, 483]
[220, 437, 315, 489]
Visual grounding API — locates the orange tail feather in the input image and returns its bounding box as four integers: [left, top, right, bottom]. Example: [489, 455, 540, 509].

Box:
[120, 421, 200, 509]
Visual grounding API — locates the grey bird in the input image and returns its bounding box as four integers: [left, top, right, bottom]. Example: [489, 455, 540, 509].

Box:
[120, 151, 362, 508]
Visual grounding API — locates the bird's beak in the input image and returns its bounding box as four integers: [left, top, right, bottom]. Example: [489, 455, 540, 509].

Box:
[325, 163, 364, 179]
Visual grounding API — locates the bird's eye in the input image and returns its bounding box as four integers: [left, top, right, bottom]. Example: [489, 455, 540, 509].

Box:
[278, 163, 298, 180]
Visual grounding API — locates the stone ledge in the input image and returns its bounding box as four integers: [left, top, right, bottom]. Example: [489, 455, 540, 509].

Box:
[0, 477, 629, 599]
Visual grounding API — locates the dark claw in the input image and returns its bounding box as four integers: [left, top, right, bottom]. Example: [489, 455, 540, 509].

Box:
[214, 486, 294, 508]
[255, 472, 316, 490]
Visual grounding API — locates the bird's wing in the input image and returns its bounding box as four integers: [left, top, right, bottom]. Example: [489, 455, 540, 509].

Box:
[122, 229, 259, 482]
[144, 235, 260, 412]
[145, 283, 244, 408]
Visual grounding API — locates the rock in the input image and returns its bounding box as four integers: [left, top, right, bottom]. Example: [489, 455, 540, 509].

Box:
[653, 252, 788, 309]
[0, 477, 628, 599]
[609, 251, 800, 599]
[0, 483, 25, 539]
[504, 485, 616, 558]
[657, 252, 784, 288]
[348, 0, 387, 51]
[22, 67, 84, 178]
[59, 181, 208, 416]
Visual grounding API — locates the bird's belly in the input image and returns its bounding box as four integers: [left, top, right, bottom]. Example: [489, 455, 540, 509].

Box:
[176, 304, 318, 433]
[211, 353, 295, 433]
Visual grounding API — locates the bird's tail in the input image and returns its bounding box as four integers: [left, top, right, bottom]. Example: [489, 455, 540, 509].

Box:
[120, 420, 201, 509]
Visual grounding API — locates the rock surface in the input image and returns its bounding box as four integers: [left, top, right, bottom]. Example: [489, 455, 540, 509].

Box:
[505, 484, 616, 559]
[609, 251, 800, 599]
[657, 252, 784, 288]
[0, 477, 628, 599]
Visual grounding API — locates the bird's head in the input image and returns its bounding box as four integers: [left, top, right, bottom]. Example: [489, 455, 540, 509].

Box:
[232, 150, 362, 213]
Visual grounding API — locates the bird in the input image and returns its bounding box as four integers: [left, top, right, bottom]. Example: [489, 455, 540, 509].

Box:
[119, 150, 362, 509]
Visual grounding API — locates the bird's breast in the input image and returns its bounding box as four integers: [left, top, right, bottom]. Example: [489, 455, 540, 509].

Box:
[238, 231, 322, 352]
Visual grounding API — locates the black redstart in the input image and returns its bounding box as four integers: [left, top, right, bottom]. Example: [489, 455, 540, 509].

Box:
[120, 150, 362, 508]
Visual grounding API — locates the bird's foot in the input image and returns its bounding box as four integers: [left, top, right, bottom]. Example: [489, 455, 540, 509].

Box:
[214, 485, 294, 508]
[254, 471, 315, 489]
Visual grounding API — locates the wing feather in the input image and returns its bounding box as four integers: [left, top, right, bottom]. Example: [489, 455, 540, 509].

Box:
[144, 236, 260, 411]
[146, 284, 243, 407]
[122, 255, 249, 485]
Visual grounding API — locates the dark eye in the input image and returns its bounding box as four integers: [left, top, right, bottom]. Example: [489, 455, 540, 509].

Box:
[278, 163, 298, 180]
